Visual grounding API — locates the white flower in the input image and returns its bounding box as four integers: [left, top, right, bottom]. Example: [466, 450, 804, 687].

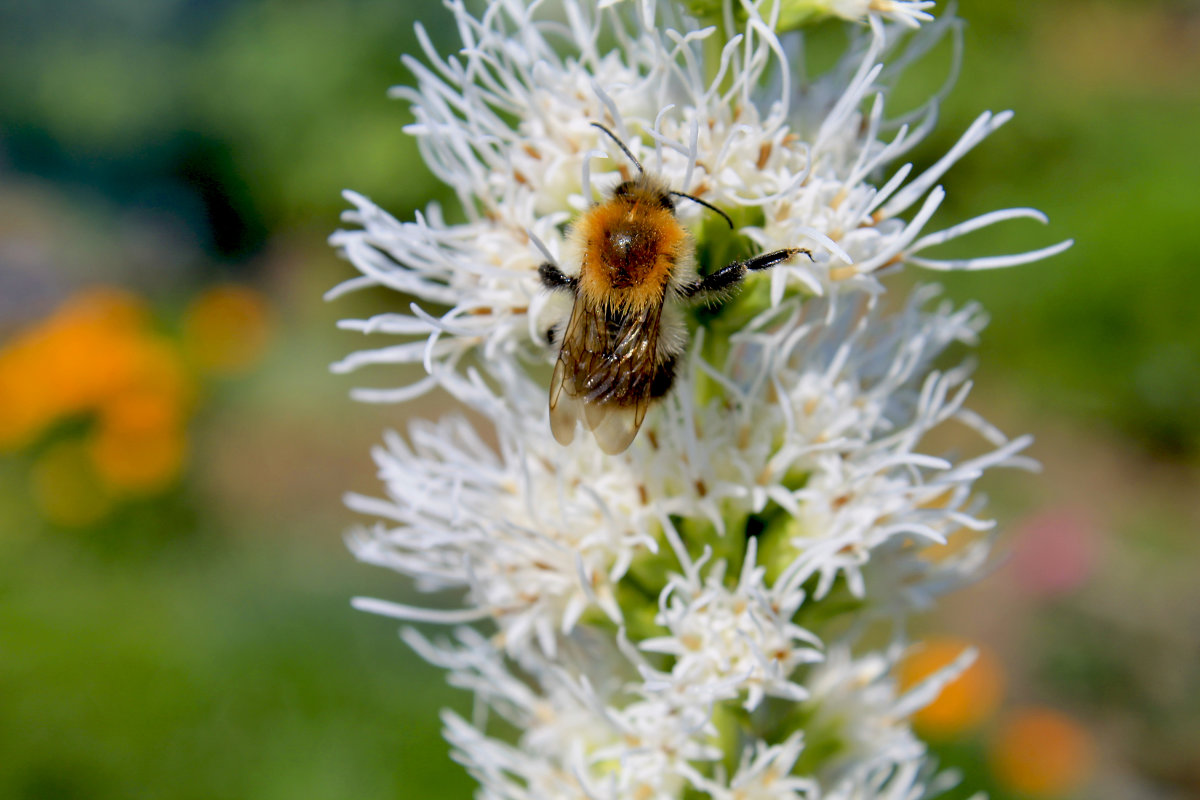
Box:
[346, 363, 646, 659]
[408, 626, 721, 799]
[833, 1, 936, 28]
[681, 734, 817, 800]
[329, 0, 1070, 402]
[343, 287, 1027, 795]
[804, 645, 978, 799]
[346, 286, 1029, 661]
[397, 626, 971, 800]
[635, 537, 824, 711]
[333, 0, 1067, 797]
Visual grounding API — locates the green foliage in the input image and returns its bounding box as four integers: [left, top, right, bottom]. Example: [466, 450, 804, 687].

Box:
[0, 529, 474, 799]
[683, 0, 834, 30]
[0, 0, 449, 256]
[908, 0, 1200, 457]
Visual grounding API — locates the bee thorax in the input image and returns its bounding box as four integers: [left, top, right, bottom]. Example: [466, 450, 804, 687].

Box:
[574, 200, 686, 307]
[600, 222, 662, 288]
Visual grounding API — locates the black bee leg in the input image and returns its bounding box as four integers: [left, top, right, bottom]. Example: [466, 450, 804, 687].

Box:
[538, 262, 578, 294]
[745, 247, 813, 272]
[683, 248, 813, 299]
[683, 262, 746, 298]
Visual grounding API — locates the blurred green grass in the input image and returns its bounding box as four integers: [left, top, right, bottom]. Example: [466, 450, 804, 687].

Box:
[0, 526, 473, 800]
[918, 0, 1200, 456]
[0, 294, 475, 797]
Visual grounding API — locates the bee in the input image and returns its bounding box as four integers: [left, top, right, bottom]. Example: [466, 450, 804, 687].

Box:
[538, 122, 811, 454]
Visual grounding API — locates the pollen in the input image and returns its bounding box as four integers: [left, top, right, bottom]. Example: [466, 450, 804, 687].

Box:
[756, 142, 772, 169]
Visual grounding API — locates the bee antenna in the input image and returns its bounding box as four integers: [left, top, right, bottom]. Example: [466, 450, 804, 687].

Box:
[669, 191, 734, 229]
[590, 122, 643, 175]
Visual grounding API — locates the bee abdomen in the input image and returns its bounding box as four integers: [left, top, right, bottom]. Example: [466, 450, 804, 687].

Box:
[649, 354, 677, 399]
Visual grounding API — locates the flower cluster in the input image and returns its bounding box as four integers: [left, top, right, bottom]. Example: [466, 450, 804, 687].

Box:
[331, 1, 1067, 797]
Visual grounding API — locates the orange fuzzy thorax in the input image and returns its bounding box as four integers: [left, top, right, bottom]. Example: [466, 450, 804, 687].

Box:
[575, 186, 687, 312]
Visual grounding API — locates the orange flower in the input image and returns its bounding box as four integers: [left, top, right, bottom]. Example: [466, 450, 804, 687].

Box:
[990, 707, 1095, 797]
[33, 289, 152, 413]
[0, 288, 156, 449]
[88, 424, 188, 494]
[897, 636, 1004, 740]
[97, 337, 194, 432]
[1, 286, 197, 509]
[0, 352, 52, 449]
[182, 284, 273, 375]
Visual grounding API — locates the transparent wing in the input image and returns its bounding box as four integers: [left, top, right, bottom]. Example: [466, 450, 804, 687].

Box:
[549, 356, 582, 446]
[548, 296, 662, 454]
[548, 302, 586, 446]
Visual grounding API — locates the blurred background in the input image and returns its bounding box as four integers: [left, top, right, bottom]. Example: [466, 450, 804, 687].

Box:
[0, 1, 1196, 798]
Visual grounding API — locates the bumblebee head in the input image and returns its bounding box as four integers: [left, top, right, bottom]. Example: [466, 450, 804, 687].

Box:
[612, 179, 676, 212]
[591, 122, 732, 228]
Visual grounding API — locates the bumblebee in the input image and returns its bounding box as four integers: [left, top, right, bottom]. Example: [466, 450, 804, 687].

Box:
[539, 123, 810, 454]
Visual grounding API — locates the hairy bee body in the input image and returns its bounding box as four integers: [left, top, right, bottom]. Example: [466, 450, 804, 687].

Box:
[539, 125, 809, 454]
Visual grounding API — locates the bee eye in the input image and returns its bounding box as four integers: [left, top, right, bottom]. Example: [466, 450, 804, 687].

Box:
[613, 181, 635, 198]
[657, 193, 675, 212]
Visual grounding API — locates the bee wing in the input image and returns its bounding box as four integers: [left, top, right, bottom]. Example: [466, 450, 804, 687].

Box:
[549, 293, 662, 455]
[549, 357, 582, 446]
[548, 299, 589, 446]
[588, 402, 644, 455]
[586, 302, 659, 455]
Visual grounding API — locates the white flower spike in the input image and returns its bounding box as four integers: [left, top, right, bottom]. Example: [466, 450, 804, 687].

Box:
[332, 1, 1067, 797]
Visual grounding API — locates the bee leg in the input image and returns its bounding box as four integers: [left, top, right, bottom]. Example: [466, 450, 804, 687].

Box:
[745, 247, 813, 272]
[683, 248, 813, 299]
[538, 262, 578, 294]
